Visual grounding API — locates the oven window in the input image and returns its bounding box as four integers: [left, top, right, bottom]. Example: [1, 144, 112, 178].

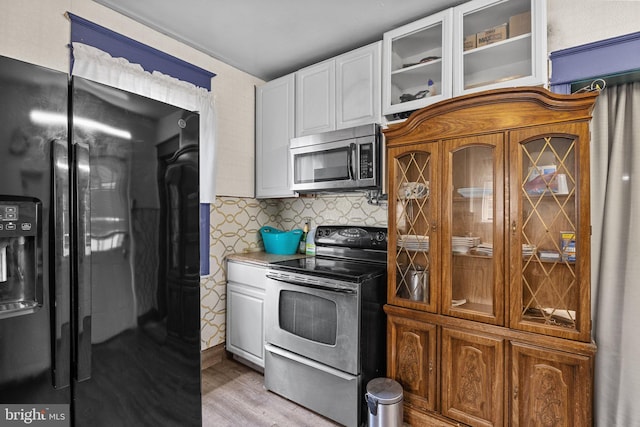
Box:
[279, 290, 337, 345]
[293, 147, 350, 184]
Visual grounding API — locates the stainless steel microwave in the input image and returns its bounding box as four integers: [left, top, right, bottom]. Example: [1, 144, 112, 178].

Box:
[289, 124, 382, 193]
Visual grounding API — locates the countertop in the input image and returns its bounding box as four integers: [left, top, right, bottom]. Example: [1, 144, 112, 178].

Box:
[226, 251, 307, 267]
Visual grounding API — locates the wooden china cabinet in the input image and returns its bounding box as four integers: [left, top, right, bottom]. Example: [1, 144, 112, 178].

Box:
[383, 87, 599, 427]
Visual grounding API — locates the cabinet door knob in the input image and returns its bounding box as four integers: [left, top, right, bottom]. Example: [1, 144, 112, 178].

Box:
[512, 220, 517, 234]
[513, 385, 518, 400]
[432, 222, 437, 232]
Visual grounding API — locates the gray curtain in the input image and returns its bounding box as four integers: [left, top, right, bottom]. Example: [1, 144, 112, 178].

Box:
[591, 82, 640, 426]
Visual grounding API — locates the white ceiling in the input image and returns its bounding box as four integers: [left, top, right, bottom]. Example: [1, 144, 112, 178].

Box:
[93, 0, 466, 81]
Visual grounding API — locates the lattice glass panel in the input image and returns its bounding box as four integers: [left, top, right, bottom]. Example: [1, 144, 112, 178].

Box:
[394, 152, 431, 304]
[520, 136, 578, 329]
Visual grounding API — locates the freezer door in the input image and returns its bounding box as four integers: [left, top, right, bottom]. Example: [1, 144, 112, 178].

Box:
[71, 77, 201, 427]
[0, 56, 71, 406]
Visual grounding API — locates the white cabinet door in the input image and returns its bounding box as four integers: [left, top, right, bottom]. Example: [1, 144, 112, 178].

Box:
[336, 42, 382, 129]
[227, 284, 265, 367]
[255, 74, 297, 198]
[382, 10, 453, 117]
[226, 261, 267, 367]
[296, 60, 335, 136]
[452, 0, 547, 95]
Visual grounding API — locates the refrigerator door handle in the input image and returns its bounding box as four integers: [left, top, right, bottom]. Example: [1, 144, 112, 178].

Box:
[74, 142, 92, 382]
[51, 139, 71, 389]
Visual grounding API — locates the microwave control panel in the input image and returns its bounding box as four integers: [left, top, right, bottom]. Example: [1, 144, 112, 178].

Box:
[359, 143, 374, 179]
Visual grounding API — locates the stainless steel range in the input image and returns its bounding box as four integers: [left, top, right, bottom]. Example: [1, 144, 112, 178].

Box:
[264, 225, 387, 427]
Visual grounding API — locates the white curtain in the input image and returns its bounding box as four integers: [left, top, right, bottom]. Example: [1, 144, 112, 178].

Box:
[591, 82, 640, 426]
[71, 42, 216, 203]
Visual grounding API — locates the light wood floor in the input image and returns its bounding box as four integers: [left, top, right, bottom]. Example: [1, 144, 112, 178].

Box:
[201, 357, 342, 427]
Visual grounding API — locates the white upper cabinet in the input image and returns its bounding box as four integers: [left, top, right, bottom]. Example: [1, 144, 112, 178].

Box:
[296, 42, 381, 136]
[336, 42, 382, 129]
[255, 73, 297, 198]
[383, 9, 453, 117]
[296, 60, 335, 136]
[383, 0, 547, 118]
[453, 0, 547, 95]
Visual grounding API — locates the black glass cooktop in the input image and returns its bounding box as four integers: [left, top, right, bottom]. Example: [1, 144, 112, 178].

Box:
[269, 256, 386, 282]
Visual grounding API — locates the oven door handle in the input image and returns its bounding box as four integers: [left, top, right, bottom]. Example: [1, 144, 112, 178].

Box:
[266, 274, 356, 294]
[265, 344, 356, 381]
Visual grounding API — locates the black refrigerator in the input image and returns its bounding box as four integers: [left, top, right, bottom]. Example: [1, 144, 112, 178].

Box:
[0, 55, 202, 426]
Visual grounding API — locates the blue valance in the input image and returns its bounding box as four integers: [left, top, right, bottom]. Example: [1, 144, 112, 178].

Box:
[549, 31, 640, 94]
[67, 12, 215, 90]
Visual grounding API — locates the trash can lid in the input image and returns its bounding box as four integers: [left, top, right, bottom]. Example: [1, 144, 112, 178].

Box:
[366, 378, 403, 404]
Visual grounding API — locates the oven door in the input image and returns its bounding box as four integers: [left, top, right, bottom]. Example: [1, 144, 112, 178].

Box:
[265, 272, 360, 375]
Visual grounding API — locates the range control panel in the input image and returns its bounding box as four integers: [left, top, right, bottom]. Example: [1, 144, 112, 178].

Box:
[314, 226, 387, 250]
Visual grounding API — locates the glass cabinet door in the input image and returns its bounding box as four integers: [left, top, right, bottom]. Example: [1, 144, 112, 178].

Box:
[389, 144, 438, 312]
[510, 124, 591, 341]
[453, 0, 546, 95]
[442, 134, 504, 325]
[382, 9, 452, 117]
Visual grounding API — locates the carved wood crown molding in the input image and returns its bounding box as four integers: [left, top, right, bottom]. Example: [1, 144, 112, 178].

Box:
[383, 87, 599, 145]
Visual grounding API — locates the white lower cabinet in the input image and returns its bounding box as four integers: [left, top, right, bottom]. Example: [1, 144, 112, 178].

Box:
[226, 261, 267, 367]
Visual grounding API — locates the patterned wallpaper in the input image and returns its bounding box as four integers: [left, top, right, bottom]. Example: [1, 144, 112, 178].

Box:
[200, 194, 388, 349]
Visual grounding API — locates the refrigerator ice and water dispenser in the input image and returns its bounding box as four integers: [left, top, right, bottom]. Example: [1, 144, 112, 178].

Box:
[0, 196, 42, 319]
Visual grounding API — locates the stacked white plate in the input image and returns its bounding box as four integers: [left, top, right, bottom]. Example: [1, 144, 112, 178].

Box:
[457, 187, 492, 198]
[452, 236, 480, 254]
[522, 243, 537, 257]
[474, 242, 493, 256]
[398, 234, 429, 252]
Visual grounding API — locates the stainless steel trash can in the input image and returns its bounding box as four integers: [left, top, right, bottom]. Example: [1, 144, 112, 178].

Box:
[365, 378, 403, 427]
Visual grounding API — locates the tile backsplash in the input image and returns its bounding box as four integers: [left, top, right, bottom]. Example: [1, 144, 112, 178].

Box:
[200, 194, 387, 349]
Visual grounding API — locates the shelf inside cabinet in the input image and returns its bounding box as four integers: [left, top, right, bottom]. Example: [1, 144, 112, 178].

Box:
[390, 65, 442, 106]
[463, 33, 531, 59]
[392, 58, 443, 76]
[522, 256, 576, 265]
[463, 34, 532, 89]
[391, 24, 443, 72]
[462, 0, 531, 35]
[524, 192, 574, 200]
[450, 300, 493, 315]
[522, 307, 577, 329]
[453, 251, 491, 259]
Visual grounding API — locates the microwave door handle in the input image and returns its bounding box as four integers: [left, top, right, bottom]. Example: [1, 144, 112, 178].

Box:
[348, 142, 356, 181]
